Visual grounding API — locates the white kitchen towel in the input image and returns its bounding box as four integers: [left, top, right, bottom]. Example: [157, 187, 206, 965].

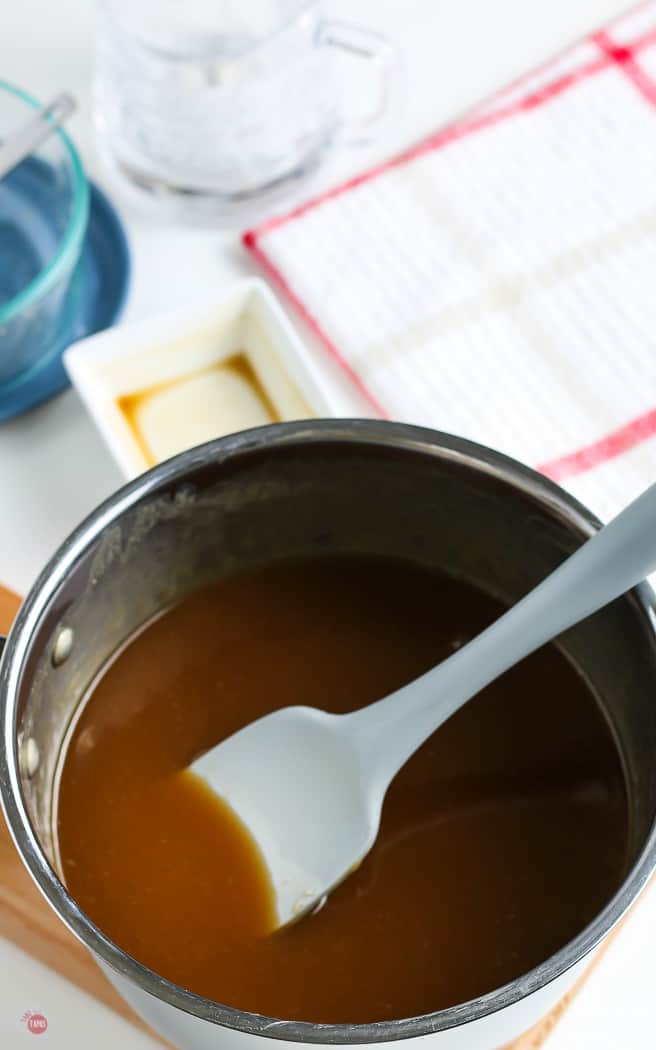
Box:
[244, 1, 656, 524]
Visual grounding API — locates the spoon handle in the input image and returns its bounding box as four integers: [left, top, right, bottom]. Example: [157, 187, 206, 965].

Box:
[348, 480, 656, 784]
[0, 93, 76, 181]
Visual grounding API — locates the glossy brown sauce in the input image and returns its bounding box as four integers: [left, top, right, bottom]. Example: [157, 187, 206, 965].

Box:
[57, 558, 628, 1023]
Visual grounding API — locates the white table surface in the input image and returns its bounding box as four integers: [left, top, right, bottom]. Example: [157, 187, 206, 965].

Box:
[1, 1, 653, 1047]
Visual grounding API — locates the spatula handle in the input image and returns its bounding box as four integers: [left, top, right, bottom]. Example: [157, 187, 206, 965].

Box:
[0, 93, 75, 180]
[348, 480, 656, 785]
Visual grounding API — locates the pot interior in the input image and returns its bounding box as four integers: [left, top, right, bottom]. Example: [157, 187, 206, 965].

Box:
[11, 429, 656, 977]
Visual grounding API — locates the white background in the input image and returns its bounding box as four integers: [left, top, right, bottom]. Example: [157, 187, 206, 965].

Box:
[2, 2, 656, 1048]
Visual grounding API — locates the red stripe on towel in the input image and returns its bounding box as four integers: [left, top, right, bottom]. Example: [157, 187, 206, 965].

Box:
[594, 30, 656, 106]
[538, 409, 656, 481]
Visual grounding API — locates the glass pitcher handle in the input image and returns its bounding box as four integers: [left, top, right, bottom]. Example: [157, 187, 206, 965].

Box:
[317, 20, 403, 147]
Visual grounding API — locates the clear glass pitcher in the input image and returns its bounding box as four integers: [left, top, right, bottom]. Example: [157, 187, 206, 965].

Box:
[94, 0, 401, 220]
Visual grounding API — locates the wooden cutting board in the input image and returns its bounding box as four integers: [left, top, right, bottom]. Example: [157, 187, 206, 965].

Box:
[0, 585, 171, 1045]
[0, 583, 615, 1049]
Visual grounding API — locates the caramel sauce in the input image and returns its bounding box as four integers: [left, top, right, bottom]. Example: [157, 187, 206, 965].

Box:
[57, 558, 628, 1023]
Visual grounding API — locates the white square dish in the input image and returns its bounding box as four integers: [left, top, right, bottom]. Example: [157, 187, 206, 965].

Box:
[64, 279, 337, 478]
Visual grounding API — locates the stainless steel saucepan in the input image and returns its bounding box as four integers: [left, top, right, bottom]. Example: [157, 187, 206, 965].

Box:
[2, 420, 656, 1050]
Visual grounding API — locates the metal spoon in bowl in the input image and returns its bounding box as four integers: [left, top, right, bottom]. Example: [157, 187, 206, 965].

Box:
[0, 93, 75, 181]
[192, 480, 656, 930]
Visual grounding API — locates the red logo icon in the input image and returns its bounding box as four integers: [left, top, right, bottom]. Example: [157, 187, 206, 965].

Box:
[20, 1010, 48, 1035]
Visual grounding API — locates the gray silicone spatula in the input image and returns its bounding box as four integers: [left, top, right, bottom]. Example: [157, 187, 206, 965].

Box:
[0, 93, 75, 181]
[192, 479, 656, 930]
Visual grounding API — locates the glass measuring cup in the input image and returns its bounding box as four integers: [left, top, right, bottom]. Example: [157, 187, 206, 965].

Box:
[94, 0, 401, 221]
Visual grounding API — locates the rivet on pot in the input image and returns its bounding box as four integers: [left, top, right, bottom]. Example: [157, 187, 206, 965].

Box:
[22, 737, 40, 779]
[52, 626, 74, 667]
